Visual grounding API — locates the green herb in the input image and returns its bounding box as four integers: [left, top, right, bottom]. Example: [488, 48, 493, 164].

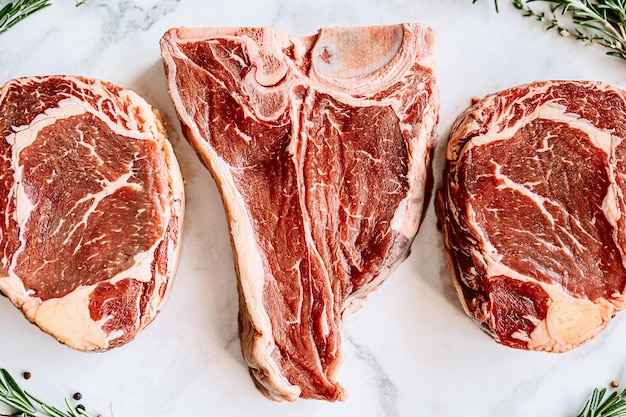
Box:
[476, 0, 626, 59]
[0, 0, 51, 35]
[576, 386, 626, 417]
[473, 0, 501, 12]
[0, 368, 95, 417]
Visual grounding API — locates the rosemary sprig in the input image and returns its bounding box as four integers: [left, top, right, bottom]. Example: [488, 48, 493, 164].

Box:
[474, 0, 501, 12]
[476, 0, 626, 59]
[577, 387, 626, 417]
[0, 368, 95, 417]
[0, 0, 51, 35]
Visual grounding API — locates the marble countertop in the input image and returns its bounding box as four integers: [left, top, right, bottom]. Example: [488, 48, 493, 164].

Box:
[2, 1, 626, 416]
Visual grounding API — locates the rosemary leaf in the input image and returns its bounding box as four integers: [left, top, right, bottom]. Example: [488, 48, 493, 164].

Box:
[0, 368, 97, 417]
[476, 0, 626, 60]
[576, 387, 626, 417]
[28, 392, 80, 417]
[474, 0, 501, 12]
[0, 369, 37, 415]
[0, 0, 52, 35]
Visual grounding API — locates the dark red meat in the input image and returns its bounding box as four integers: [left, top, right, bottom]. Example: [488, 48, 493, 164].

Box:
[438, 80, 626, 352]
[0, 75, 185, 351]
[161, 24, 439, 401]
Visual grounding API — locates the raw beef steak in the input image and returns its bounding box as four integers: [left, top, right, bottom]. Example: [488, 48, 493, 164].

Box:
[0, 75, 185, 351]
[160, 24, 438, 401]
[437, 80, 626, 353]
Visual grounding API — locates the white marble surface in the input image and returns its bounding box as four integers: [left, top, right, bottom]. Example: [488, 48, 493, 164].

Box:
[2, 1, 626, 416]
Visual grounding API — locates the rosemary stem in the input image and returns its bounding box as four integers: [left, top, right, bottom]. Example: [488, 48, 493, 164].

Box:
[495, 0, 626, 59]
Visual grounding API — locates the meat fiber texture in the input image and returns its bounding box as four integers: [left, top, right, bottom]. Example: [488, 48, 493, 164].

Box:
[160, 24, 438, 401]
[0, 75, 185, 351]
[437, 80, 626, 353]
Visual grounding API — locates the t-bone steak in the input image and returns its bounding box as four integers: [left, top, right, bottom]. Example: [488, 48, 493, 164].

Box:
[437, 80, 626, 353]
[160, 24, 438, 401]
[0, 75, 185, 351]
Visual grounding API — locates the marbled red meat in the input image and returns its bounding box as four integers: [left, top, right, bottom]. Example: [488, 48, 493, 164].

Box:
[0, 75, 185, 351]
[160, 24, 438, 401]
[437, 80, 626, 352]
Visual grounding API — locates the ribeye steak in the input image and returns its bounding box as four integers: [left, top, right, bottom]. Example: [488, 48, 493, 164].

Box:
[437, 80, 626, 352]
[0, 75, 185, 351]
[160, 24, 438, 400]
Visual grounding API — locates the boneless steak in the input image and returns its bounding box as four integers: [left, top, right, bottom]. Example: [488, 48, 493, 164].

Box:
[438, 80, 626, 352]
[0, 75, 184, 351]
[160, 24, 438, 400]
